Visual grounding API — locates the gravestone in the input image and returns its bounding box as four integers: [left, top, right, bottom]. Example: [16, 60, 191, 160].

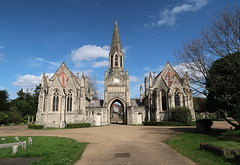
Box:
[22, 141, 26, 149]
[29, 139, 32, 145]
[12, 145, 18, 155]
[27, 117, 30, 124]
[14, 137, 19, 141]
[1, 138, 5, 141]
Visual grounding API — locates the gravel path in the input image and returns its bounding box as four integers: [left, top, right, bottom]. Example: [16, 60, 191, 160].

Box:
[0, 121, 233, 165]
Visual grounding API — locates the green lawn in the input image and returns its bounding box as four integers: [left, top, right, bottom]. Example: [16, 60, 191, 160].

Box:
[207, 141, 240, 150]
[164, 129, 240, 165]
[225, 130, 240, 135]
[0, 136, 88, 165]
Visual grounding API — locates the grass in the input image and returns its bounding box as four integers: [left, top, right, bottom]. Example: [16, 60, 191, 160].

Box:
[0, 136, 88, 165]
[207, 141, 240, 150]
[164, 129, 240, 165]
[0, 123, 27, 127]
[225, 130, 240, 135]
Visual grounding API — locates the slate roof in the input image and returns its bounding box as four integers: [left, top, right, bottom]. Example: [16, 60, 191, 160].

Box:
[88, 100, 104, 107]
[130, 99, 144, 106]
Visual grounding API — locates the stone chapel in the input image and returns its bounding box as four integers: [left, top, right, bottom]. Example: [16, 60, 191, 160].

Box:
[36, 19, 195, 128]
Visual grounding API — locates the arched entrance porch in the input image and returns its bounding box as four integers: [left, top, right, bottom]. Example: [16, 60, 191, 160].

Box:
[108, 98, 126, 124]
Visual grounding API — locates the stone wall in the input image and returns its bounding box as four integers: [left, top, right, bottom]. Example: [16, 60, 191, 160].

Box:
[127, 106, 146, 125]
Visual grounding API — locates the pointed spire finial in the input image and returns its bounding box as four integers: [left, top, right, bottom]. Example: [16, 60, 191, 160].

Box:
[110, 18, 122, 54]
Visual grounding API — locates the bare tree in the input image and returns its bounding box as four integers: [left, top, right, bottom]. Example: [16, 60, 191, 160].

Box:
[175, 6, 240, 96]
[88, 76, 99, 100]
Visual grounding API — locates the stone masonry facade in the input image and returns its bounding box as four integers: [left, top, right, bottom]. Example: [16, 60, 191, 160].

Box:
[36, 19, 195, 128]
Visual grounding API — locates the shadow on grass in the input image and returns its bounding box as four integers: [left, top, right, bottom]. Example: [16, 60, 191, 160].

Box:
[168, 127, 197, 133]
[169, 127, 227, 137]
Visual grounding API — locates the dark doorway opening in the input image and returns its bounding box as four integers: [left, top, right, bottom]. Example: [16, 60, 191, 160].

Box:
[110, 100, 124, 124]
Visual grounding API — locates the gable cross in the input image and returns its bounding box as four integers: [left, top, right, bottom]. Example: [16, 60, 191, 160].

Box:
[165, 70, 174, 86]
[59, 69, 69, 87]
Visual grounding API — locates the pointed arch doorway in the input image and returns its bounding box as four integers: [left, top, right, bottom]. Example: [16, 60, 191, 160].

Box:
[108, 98, 126, 124]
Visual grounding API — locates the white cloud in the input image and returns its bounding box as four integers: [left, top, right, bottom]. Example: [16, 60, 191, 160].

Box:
[143, 67, 150, 71]
[129, 76, 139, 83]
[173, 63, 203, 78]
[92, 60, 109, 68]
[71, 45, 110, 67]
[35, 57, 45, 62]
[0, 46, 4, 49]
[72, 69, 94, 77]
[143, 65, 165, 77]
[30, 57, 61, 69]
[12, 73, 53, 88]
[146, 0, 209, 27]
[0, 54, 5, 60]
[13, 74, 41, 88]
[130, 83, 141, 99]
[96, 80, 104, 84]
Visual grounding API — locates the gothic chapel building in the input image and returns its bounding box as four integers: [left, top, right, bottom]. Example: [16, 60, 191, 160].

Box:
[36, 20, 195, 128]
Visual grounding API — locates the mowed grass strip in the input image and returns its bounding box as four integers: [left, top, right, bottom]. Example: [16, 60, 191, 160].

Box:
[0, 136, 88, 165]
[164, 129, 240, 165]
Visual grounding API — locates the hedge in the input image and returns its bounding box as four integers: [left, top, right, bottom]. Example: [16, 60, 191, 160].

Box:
[67, 123, 91, 128]
[143, 121, 194, 126]
[28, 124, 44, 129]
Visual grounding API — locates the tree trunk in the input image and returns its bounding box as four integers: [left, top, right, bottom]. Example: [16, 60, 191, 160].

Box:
[219, 111, 240, 130]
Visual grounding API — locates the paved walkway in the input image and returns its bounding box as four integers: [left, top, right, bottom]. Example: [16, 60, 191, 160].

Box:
[111, 113, 123, 124]
[0, 121, 233, 165]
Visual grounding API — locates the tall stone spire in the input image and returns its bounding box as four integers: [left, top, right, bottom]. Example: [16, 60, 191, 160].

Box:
[110, 18, 123, 54]
[109, 18, 124, 71]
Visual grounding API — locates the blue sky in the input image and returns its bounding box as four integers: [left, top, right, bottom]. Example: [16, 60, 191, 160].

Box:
[0, 0, 239, 99]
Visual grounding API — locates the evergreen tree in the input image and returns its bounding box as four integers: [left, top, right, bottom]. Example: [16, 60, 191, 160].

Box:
[0, 90, 9, 112]
[206, 52, 240, 129]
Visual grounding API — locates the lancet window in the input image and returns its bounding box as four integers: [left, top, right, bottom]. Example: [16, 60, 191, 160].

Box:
[120, 56, 122, 67]
[52, 89, 60, 111]
[174, 89, 180, 107]
[161, 90, 167, 110]
[115, 55, 118, 67]
[67, 91, 73, 111]
[111, 55, 113, 67]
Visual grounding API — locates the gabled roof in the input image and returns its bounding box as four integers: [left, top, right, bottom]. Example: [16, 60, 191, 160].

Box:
[49, 61, 81, 87]
[152, 62, 182, 87]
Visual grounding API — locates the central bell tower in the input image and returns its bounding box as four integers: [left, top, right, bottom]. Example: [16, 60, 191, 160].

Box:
[104, 19, 131, 124]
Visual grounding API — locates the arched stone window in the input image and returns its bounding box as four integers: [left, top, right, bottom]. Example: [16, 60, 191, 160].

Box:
[111, 55, 113, 67]
[52, 89, 60, 111]
[183, 95, 185, 106]
[67, 91, 73, 111]
[120, 56, 122, 67]
[174, 89, 180, 107]
[161, 90, 167, 110]
[115, 55, 118, 67]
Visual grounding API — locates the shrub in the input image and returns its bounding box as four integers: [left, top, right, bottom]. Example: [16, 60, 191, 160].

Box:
[172, 106, 192, 125]
[196, 119, 213, 132]
[67, 123, 91, 128]
[7, 110, 23, 124]
[28, 124, 44, 129]
[0, 112, 9, 124]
